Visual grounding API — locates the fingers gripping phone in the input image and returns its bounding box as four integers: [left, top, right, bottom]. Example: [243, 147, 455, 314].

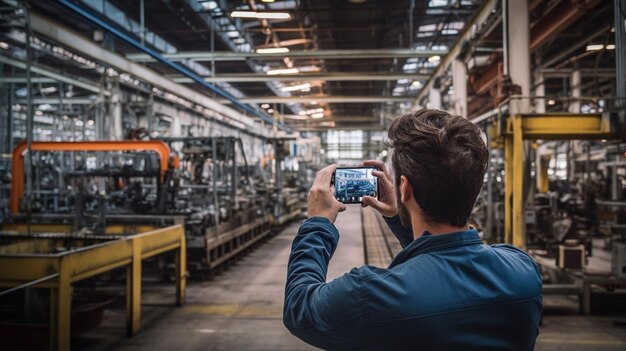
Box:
[331, 166, 379, 204]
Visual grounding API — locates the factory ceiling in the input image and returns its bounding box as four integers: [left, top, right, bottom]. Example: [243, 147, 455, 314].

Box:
[2, 0, 619, 133]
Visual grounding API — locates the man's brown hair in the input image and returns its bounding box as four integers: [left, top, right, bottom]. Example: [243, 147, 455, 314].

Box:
[386, 109, 488, 227]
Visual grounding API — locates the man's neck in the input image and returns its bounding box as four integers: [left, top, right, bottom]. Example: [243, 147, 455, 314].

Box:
[411, 217, 469, 240]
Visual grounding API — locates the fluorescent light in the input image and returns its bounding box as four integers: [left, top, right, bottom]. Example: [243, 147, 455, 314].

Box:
[256, 47, 289, 54]
[441, 29, 458, 35]
[231, 11, 291, 20]
[201, 1, 218, 10]
[266, 67, 299, 75]
[261, 103, 270, 108]
[606, 44, 616, 50]
[428, 55, 441, 63]
[267, 108, 274, 113]
[231, 11, 259, 18]
[0, 42, 8, 49]
[87, 119, 95, 126]
[280, 83, 311, 92]
[411, 81, 423, 88]
[586, 44, 604, 51]
[311, 112, 324, 118]
[261, 0, 275, 2]
[547, 99, 556, 105]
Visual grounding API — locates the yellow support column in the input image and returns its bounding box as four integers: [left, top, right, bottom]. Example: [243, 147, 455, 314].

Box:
[51, 257, 72, 351]
[175, 232, 186, 306]
[512, 115, 525, 248]
[126, 239, 142, 336]
[504, 133, 513, 244]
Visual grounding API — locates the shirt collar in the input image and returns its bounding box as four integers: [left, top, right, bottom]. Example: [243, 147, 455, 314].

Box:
[389, 229, 482, 268]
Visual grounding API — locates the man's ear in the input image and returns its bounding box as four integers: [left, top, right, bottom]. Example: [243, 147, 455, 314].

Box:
[399, 175, 413, 203]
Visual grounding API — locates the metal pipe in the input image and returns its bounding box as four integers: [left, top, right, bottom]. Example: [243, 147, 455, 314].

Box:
[0, 273, 60, 297]
[23, 2, 33, 234]
[409, 0, 415, 49]
[170, 72, 431, 83]
[126, 49, 449, 62]
[220, 96, 415, 104]
[615, 0, 626, 107]
[55, 0, 289, 131]
[140, 0, 145, 45]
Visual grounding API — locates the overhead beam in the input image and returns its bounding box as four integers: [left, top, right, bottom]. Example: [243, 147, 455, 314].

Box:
[0, 55, 108, 95]
[126, 49, 448, 62]
[16, 97, 95, 105]
[219, 96, 415, 104]
[170, 72, 431, 83]
[0, 76, 56, 84]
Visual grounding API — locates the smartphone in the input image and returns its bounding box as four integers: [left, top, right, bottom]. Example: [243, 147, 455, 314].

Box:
[331, 166, 379, 204]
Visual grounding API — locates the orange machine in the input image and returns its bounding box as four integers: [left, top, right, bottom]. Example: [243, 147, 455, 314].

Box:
[10, 140, 172, 214]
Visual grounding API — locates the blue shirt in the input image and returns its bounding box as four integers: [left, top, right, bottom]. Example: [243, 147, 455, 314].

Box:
[284, 216, 543, 350]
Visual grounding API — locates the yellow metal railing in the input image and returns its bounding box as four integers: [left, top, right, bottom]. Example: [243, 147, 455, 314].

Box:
[0, 225, 186, 351]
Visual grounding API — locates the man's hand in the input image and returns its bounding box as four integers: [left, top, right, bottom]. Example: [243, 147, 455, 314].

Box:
[361, 160, 398, 217]
[307, 164, 347, 223]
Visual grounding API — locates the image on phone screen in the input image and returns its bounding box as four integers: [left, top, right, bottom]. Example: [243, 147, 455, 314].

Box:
[333, 167, 378, 204]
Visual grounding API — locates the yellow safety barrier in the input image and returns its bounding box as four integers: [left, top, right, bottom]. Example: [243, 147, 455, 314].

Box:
[0, 225, 186, 351]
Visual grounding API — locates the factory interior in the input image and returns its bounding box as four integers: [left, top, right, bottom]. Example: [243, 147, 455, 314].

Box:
[0, 0, 625, 350]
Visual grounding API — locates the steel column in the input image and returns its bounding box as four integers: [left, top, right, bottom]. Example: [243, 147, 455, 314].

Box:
[126, 239, 141, 336]
[512, 116, 525, 248]
[506, 0, 531, 114]
[452, 59, 467, 116]
[428, 88, 442, 109]
[616, 0, 626, 107]
[534, 71, 545, 113]
[570, 70, 581, 113]
[504, 133, 513, 245]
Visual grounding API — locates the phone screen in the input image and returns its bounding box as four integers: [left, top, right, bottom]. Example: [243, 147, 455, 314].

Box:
[332, 167, 378, 204]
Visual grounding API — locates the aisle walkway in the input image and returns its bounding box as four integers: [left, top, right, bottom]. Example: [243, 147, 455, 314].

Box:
[76, 207, 364, 351]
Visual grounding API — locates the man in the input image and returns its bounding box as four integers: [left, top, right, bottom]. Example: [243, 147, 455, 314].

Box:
[283, 109, 542, 350]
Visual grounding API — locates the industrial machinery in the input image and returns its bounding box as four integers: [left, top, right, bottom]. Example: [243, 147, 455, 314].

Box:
[3, 137, 307, 272]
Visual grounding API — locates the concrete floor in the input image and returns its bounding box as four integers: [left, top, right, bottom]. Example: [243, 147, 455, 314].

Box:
[74, 207, 626, 350]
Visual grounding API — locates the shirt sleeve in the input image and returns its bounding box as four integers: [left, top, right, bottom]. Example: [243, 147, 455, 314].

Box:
[383, 215, 414, 248]
[283, 217, 367, 350]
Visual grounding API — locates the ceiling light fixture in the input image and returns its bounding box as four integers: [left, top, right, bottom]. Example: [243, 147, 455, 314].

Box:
[311, 112, 325, 118]
[606, 44, 616, 50]
[428, 55, 441, 63]
[547, 99, 556, 106]
[267, 108, 274, 113]
[261, 103, 270, 108]
[280, 83, 311, 92]
[266, 68, 299, 75]
[231, 11, 291, 20]
[586, 44, 604, 51]
[256, 47, 290, 54]
[201, 1, 218, 10]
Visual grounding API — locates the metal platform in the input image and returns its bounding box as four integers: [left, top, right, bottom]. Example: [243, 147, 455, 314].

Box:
[0, 225, 186, 350]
